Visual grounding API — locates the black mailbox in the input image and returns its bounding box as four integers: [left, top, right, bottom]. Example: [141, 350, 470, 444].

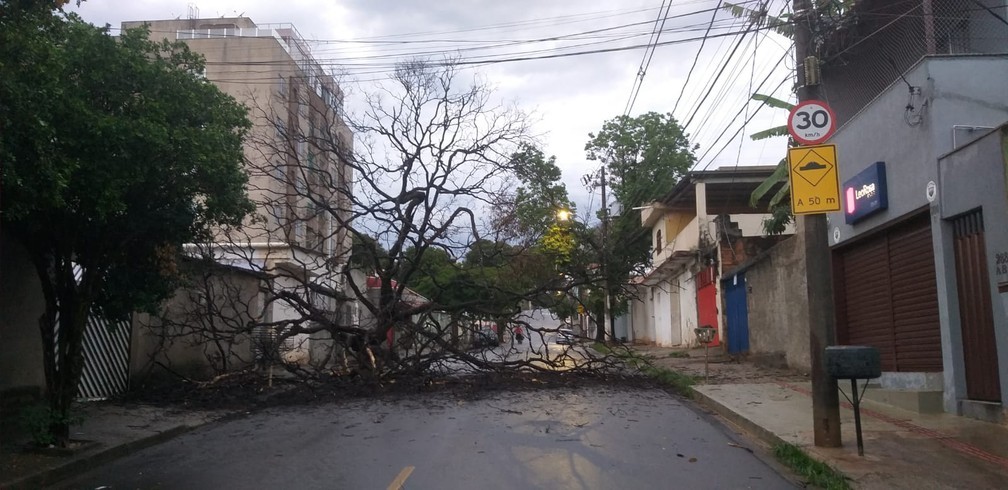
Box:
[825, 345, 881, 457]
[825, 345, 881, 380]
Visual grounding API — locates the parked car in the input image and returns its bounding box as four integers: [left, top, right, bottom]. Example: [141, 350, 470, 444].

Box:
[556, 328, 576, 345]
[471, 329, 500, 349]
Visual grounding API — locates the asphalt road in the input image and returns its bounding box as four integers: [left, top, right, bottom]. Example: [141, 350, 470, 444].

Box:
[59, 387, 795, 489]
[430, 309, 593, 374]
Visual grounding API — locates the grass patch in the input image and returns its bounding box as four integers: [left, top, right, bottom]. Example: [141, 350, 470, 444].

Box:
[641, 365, 697, 397]
[666, 350, 690, 359]
[773, 443, 851, 490]
[592, 344, 697, 396]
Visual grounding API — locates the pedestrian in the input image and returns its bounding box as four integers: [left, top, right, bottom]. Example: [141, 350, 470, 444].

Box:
[515, 324, 524, 344]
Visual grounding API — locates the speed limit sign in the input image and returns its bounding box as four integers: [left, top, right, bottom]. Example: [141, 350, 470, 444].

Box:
[788, 100, 837, 145]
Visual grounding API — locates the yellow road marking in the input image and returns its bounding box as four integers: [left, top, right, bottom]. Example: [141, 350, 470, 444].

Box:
[387, 465, 415, 490]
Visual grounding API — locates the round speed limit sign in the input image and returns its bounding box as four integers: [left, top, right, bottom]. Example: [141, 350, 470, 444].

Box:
[788, 100, 837, 145]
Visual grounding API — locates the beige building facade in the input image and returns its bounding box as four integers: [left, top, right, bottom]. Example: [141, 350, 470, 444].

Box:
[122, 17, 356, 373]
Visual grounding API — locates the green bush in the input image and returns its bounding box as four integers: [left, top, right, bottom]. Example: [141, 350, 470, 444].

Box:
[19, 404, 84, 447]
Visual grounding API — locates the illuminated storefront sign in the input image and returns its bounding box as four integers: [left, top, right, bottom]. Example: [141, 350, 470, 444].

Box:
[844, 161, 888, 224]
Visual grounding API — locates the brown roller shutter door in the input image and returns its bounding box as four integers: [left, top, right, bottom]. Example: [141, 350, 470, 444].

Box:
[834, 213, 943, 372]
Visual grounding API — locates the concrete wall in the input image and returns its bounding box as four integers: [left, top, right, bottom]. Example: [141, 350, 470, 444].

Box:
[677, 272, 698, 347]
[936, 127, 1008, 410]
[830, 56, 1008, 247]
[0, 235, 47, 394]
[653, 285, 673, 346]
[131, 267, 263, 381]
[737, 234, 812, 372]
[629, 286, 654, 344]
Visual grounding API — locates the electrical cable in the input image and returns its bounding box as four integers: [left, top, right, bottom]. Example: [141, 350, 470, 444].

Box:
[672, 1, 724, 118]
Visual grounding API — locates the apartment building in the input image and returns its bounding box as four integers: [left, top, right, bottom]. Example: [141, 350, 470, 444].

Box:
[122, 16, 356, 369]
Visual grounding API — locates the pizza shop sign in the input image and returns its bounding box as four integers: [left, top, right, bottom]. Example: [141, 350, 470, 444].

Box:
[844, 161, 888, 224]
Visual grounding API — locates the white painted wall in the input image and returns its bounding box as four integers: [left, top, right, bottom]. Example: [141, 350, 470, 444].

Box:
[273, 275, 310, 363]
[668, 281, 682, 345]
[654, 286, 672, 346]
[677, 272, 699, 347]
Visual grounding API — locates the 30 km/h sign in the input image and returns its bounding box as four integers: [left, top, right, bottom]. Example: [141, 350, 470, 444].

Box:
[788, 144, 841, 215]
[788, 100, 836, 145]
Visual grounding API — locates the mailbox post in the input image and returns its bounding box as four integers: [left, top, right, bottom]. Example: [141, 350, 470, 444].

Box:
[694, 326, 717, 383]
[825, 346, 881, 456]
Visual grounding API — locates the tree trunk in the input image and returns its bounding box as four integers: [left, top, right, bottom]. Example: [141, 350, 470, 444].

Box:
[40, 291, 89, 447]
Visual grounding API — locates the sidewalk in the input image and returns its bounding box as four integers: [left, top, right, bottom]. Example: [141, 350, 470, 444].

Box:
[694, 382, 1008, 489]
[0, 403, 230, 489]
[631, 345, 1008, 489]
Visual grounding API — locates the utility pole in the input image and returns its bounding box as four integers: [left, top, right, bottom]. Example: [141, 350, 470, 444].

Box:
[584, 166, 611, 343]
[600, 165, 611, 344]
[794, 0, 842, 448]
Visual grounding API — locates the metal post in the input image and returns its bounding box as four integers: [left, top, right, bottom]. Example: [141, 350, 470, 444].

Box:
[704, 342, 710, 383]
[794, 0, 842, 448]
[852, 378, 865, 457]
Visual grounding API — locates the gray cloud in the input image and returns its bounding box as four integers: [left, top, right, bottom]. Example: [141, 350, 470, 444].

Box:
[70, 0, 791, 209]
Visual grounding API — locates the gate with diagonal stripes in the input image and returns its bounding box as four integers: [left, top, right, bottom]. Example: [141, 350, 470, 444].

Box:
[77, 312, 131, 400]
[54, 264, 132, 400]
[54, 311, 132, 401]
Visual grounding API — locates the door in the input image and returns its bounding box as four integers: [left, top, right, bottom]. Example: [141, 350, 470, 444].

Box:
[724, 272, 750, 354]
[834, 212, 942, 372]
[952, 210, 1001, 402]
[696, 266, 720, 346]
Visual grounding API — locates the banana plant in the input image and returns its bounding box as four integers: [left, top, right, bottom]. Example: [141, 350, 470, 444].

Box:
[723, 0, 857, 38]
[746, 93, 796, 235]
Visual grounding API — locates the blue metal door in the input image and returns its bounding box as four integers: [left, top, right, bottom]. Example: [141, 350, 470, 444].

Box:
[724, 272, 750, 354]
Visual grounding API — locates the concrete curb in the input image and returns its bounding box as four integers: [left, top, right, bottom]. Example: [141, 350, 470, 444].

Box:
[4, 424, 199, 490]
[691, 387, 788, 449]
[692, 387, 854, 486]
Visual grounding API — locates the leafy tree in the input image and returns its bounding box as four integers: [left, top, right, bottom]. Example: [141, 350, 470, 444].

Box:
[399, 246, 459, 303]
[584, 112, 696, 341]
[493, 143, 574, 245]
[0, 9, 252, 444]
[350, 234, 390, 271]
[585, 112, 695, 209]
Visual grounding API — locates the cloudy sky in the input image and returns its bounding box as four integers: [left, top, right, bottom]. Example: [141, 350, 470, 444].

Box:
[70, 0, 793, 218]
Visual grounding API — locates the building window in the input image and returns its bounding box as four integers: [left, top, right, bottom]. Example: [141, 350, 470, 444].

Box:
[273, 161, 286, 183]
[655, 229, 663, 252]
[274, 116, 287, 139]
[278, 76, 287, 97]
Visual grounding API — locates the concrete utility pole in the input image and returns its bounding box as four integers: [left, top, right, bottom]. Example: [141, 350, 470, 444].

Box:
[600, 165, 612, 343]
[583, 166, 611, 342]
[794, 0, 842, 448]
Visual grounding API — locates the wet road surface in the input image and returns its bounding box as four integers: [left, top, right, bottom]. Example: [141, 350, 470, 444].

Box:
[60, 387, 795, 489]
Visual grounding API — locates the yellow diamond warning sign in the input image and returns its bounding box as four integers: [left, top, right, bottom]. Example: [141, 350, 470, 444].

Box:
[788, 144, 841, 215]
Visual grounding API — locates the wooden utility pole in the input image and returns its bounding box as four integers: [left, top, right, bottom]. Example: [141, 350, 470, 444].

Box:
[794, 0, 842, 448]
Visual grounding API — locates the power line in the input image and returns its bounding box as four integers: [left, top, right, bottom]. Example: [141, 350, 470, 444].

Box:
[680, 3, 763, 133]
[672, 1, 724, 118]
[623, 0, 674, 116]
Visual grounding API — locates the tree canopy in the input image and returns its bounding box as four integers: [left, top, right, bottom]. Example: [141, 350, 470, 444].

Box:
[585, 112, 695, 210]
[0, 7, 253, 443]
[583, 112, 696, 340]
[493, 143, 574, 245]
